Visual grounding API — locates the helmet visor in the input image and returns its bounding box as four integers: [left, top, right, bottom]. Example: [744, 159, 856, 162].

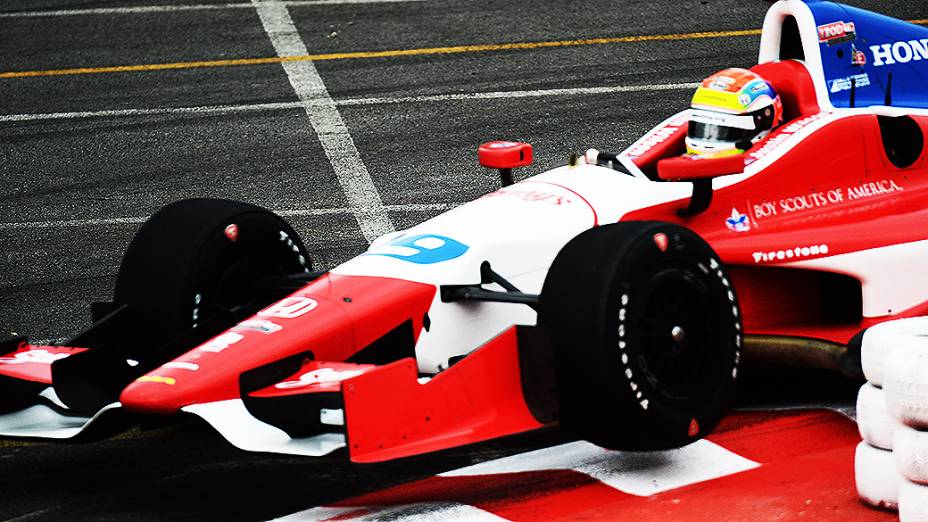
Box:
[688, 107, 776, 145]
[688, 121, 757, 143]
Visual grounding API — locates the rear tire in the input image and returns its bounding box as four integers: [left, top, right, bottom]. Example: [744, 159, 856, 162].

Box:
[114, 198, 311, 353]
[541, 221, 741, 450]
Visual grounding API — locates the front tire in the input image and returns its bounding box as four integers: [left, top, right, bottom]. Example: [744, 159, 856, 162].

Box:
[114, 198, 312, 353]
[541, 221, 741, 450]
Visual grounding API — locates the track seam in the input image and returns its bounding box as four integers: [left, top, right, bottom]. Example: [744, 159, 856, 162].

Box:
[251, 0, 394, 243]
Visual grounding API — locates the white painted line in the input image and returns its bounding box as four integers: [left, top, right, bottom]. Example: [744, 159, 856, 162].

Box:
[0, 83, 698, 123]
[253, 0, 395, 243]
[0, 204, 455, 231]
[0, 216, 148, 230]
[0, 0, 429, 19]
[28, 338, 68, 346]
[337, 83, 701, 106]
[281, 202, 451, 217]
[274, 438, 758, 520]
[273, 503, 506, 522]
[2, 507, 58, 522]
[440, 439, 759, 497]
[0, 102, 304, 123]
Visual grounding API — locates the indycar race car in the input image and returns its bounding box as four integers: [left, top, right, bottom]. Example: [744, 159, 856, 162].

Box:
[2, 0, 927, 463]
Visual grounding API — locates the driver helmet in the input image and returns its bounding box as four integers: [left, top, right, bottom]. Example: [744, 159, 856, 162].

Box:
[686, 68, 784, 157]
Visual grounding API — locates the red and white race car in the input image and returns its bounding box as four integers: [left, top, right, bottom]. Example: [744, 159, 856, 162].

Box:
[2, 0, 927, 463]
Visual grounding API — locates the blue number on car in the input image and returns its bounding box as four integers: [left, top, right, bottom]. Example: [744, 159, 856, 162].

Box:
[366, 234, 469, 264]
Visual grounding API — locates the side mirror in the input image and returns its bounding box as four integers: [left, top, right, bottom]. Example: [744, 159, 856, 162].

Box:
[656, 154, 745, 217]
[478, 141, 533, 187]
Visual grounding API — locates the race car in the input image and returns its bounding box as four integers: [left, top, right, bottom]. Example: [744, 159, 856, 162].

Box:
[2, 0, 927, 463]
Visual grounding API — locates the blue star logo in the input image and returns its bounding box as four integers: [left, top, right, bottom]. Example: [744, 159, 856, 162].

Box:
[726, 209, 751, 233]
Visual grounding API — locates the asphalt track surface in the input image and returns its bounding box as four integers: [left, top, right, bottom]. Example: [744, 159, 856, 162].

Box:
[0, 0, 923, 519]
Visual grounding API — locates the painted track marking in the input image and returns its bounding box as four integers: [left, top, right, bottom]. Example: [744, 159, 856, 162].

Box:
[3, 20, 925, 79]
[0, 0, 431, 18]
[0, 30, 762, 79]
[439, 439, 759, 496]
[0, 83, 698, 123]
[277, 439, 759, 520]
[252, 0, 394, 243]
[274, 503, 506, 521]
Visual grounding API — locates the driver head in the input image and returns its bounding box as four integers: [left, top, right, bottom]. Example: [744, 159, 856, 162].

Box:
[686, 68, 783, 158]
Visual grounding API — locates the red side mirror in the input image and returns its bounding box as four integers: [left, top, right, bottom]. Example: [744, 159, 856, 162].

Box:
[657, 154, 744, 181]
[478, 141, 533, 170]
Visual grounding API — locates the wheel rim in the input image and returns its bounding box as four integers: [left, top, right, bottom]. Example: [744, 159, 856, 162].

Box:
[634, 266, 714, 403]
[209, 252, 297, 311]
[191, 217, 310, 325]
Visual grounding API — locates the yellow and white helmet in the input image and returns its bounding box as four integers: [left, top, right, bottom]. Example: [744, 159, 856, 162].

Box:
[687, 68, 784, 157]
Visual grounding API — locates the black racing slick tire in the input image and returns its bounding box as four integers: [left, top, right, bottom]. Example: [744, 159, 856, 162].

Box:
[113, 198, 312, 352]
[541, 221, 742, 451]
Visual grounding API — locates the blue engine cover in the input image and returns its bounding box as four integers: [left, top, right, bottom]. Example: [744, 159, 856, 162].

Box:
[805, 0, 928, 109]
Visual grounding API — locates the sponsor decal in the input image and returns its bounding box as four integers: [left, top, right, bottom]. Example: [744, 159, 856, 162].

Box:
[744, 113, 830, 166]
[198, 331, 245, 353]
[851, 44, 867, 66]
[772, 196, 895, 230]
[482, 188, 573, 205]
[749, 81, 768, 94]
[829, 73, 870, 93]
[163, 362, 200, 371]
[235, 319, 283, 334]
[817, 21, 856, 46]
[752, 245, 829, 264]
[136, 375, 176, 385]
[751, 179, 903, 220]
[725, 209, 750, 233]
[275, 367, 365, 389]
[366, 234, 469, 265]
[625, 113, 689, 159]
[0, 349, 70, 365]
[847, 179, 904, 199]
[870, 39, 928, 67]
[258, 296, 318, 319]
[709, 75, 736, 91]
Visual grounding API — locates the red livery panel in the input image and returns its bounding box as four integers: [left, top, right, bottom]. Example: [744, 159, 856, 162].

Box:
[120, 275, 435, 414]
[344, 327, 545, 463]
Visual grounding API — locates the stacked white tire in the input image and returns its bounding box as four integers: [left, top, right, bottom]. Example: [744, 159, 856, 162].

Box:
[857, 318, 928, 519]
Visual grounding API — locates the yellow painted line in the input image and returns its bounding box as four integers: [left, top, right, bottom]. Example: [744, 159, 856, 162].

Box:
[0, 28, 764, 79]
[1, 20, 926, 80]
